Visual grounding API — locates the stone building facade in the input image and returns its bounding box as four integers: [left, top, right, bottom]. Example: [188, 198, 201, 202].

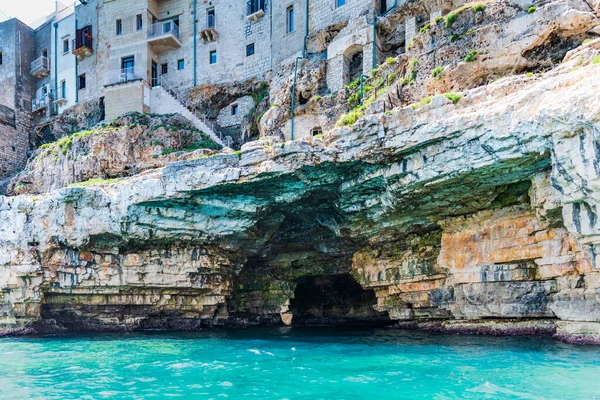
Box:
[0, 0, 439, 177]
[0, 19, 35, 181]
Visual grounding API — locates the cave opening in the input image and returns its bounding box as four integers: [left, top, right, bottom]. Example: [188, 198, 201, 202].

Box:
[289, 274, 390, 326]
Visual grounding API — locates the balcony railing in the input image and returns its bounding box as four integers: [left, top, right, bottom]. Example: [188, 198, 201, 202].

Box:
[104, 68, 142, 87]
[247, 0, 266, 21]
[30, 56, 50, 78]
[147, 20, 182, 51]
[200, 15, 217, 43]
[206, 14, 216, 29]
[148, 20, 180, 39]
[247, 0, 265, 15]
[32, 93, 52, 112]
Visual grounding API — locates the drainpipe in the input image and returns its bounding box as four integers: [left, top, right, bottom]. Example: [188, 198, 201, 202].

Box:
[302, 0, 309, 58]
[372, 14, 377, 70]
[193, 0, 197, 86]
[75, 18, 79, 103]
[54, 22, 59, 115]
[373, 1, 399, 70]
[359, 74, 369, 105]
[290, 56, 303, 141]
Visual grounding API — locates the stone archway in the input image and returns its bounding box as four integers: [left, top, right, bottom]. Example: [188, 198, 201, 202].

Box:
[343, 44, 364, 86]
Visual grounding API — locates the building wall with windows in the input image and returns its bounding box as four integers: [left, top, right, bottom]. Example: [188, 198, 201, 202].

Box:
[0, 19, 35, 180]
[75, 0, 100, 104]
[52, 12, 77, 114]
[0, 0, 427, 170]
[272, 0, 307, 65]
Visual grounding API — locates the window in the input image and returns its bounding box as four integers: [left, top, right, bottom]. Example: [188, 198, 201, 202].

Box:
[78, 74, 86, 90]
[210, 50, 217, 64]
[286, 6, 294, 33]
[41, 49, 48, 58]
[161, 63, 168, 74]
[336, 0, 346, 7]
[207, 8, 215, 28]
[0, 51, 3, 65]
[116, 19, 122, 35]
[60, 80, 66, 99]
[177, 59, 184, 70]
[136, 14, 143, 31]
[231, 104, 239, 115]
[246, 43, 255, 57]
[63, 39, 69, 54]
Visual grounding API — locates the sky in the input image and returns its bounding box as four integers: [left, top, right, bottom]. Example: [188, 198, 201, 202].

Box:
[0, 0, 68, 27]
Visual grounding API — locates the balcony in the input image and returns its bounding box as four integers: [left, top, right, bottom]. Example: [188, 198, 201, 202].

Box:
[72, 36, 93, 59]
[32, 93, 52, 113]
[148, 21, 181, 52]
[30, 56, 50, 78]
[200, 14, 217, 43]
[246, 0, 266, 22]
[104, 68, 143, 87]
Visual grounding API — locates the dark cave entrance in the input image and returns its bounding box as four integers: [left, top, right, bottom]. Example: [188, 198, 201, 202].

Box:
[289, 274, 390, 326]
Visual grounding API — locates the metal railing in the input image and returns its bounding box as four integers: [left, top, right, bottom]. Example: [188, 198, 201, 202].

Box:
[157, 76, 223, 141]
[104, 68, 142, 86]
[206, 14, 216, 29]
[148, 20, 180, 39]
[247, 0, 265, 15]
[30, 56, 50, 76]
[32, 93, 52, 111]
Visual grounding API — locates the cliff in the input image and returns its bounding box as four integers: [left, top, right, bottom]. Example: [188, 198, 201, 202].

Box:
[1, 0, 600, 343]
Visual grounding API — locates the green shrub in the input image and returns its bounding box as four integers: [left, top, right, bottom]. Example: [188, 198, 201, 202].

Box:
[337, 108, 365, 126]
[443, 92, 463, 104]
[445, 11, 457, 28]
[464, 50, 478, 62]
[450, 33, 460, 42]
[345, 77, 361, 90]
[386, 57, 397, 65]
[272, 102, 280, 107]
[593, 55, 600, 64]
[411, 96, 432, 110]
[313, 134, 324, 139]
[374, 77, 385, 88]
[419, 23, 431, 34]
[312, 95, 322, 102]
[432, 66, 444, 78]
[582, 38, 591, 45]
[410, 58, 418, 68]
[473, 4, 484, 12]
[387, 72, 397, 84]
[370, 68, 378, 77]
[527, 6, 536, 14]
[526, 72, 534, 77]
[67, 178, 118, 188]
[434, 16, 444, 24]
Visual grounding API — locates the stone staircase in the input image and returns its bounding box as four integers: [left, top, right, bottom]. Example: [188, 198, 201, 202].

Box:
[151, 80, 225, 147]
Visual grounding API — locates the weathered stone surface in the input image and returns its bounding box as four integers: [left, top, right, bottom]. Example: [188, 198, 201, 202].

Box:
[1, 0, 600, 344]
[8, 113, 222, 195]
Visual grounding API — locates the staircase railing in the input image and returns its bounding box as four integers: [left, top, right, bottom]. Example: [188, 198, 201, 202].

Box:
[157, 76, 224, 142]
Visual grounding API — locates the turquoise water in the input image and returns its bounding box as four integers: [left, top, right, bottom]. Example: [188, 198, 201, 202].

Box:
[0, 328, 599, 399]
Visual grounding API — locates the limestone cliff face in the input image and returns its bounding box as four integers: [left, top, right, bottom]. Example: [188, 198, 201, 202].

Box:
[1, 0, 600, 343]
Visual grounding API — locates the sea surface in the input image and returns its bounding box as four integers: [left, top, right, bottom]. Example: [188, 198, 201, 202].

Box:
[0, 327, 599, 399]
